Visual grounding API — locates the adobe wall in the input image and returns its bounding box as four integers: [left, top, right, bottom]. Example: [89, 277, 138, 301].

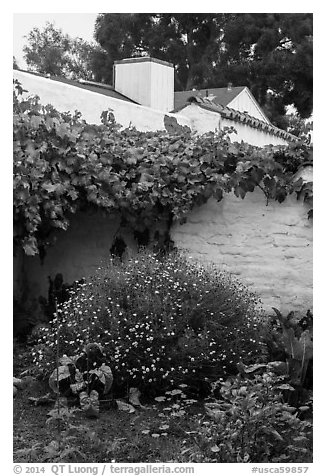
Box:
[18, 191, 312, 315]
[14, 71, 290, 147]
[177, 104, 289, 147]
[22, 210, 136, 300]
[220, 117, 290, 147]
[170, 189, 313, 313]
[13, 70, 191, 132]
[13, 71, 312, 322]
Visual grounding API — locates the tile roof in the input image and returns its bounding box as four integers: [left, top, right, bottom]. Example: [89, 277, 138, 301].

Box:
[173, 86, 246, 112]
[178, 96, 297, 142]
[15, 69, 137, 104]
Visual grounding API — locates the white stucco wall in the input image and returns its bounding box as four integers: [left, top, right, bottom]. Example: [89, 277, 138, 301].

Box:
[21, 192, 313, 314]
[293, 166, 313, 182]
[175, 104, 290, 147]
[23, 210, 136, 299]
[171, 190, 312, 313]
[14, 71, 291, 146]
[220, 117, 290, 147]
[14, 70, 190, 132]
[14, 70, 311, 317]
[175, 103, 221, 134]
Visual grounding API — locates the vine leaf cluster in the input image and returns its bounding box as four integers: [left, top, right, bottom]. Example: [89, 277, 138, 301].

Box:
[13, 80, 313, 257]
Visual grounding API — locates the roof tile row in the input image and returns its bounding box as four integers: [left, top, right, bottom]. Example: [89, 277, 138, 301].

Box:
[185, 96, 297, 142]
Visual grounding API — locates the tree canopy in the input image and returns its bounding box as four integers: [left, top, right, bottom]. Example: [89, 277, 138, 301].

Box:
[219, 14, 313, 122]
[94, 13, 313, 126]
[21, 14, 313, 128]
[94, 14, 228, 90]
[22, 22, 106, 81]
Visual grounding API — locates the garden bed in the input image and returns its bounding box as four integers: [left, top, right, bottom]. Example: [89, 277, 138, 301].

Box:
[13, 253, 313, 464]
[13, 366, 313, 464]
[13, 377, 210, 463]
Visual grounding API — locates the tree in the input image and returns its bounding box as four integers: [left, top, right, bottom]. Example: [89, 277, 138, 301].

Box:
[93, 13, 312, 127]
[94, 13, 228, 90]
[22, 22, 105, 81]
[86, 48, 112, 83]
[285, 114, 313, 143]
[219, 14, 313, 122]
[21, 15, 312, 127]
[23, 22, 72, 76]
[67, 37, 106, 80]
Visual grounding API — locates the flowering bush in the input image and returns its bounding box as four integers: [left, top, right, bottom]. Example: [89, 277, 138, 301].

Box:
[33, 251, 267, 395]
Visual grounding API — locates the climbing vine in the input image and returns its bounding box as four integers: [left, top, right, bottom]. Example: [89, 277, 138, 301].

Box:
[13, 80, 313, 256]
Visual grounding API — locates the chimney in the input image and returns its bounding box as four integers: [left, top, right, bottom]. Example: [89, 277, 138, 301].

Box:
[227, 82, 233, 91]
[113, 57, 174, 112]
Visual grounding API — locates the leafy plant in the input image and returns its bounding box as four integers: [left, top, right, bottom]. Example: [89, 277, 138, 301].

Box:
[32, 250, 266, 395]
[195, 371, 312, 463]
[263, 308, 313, 406]
[13, 80, 312, 258]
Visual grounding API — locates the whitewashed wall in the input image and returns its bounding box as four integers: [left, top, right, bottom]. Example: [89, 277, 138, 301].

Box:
[171, 190, 312, 313]
[14, 71, 189, 132]
[14, 70, 311, 315]
[175, 103, 222, 134]
[14, 71, 291, 146]
[176, 104, 290, 147]
[220, 117, 290, 147]
[21, 191, 313, 313]
[22, 211, 136, 299]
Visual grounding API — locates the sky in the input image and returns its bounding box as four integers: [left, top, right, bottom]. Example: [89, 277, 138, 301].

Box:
[13, 13, 99, 69]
